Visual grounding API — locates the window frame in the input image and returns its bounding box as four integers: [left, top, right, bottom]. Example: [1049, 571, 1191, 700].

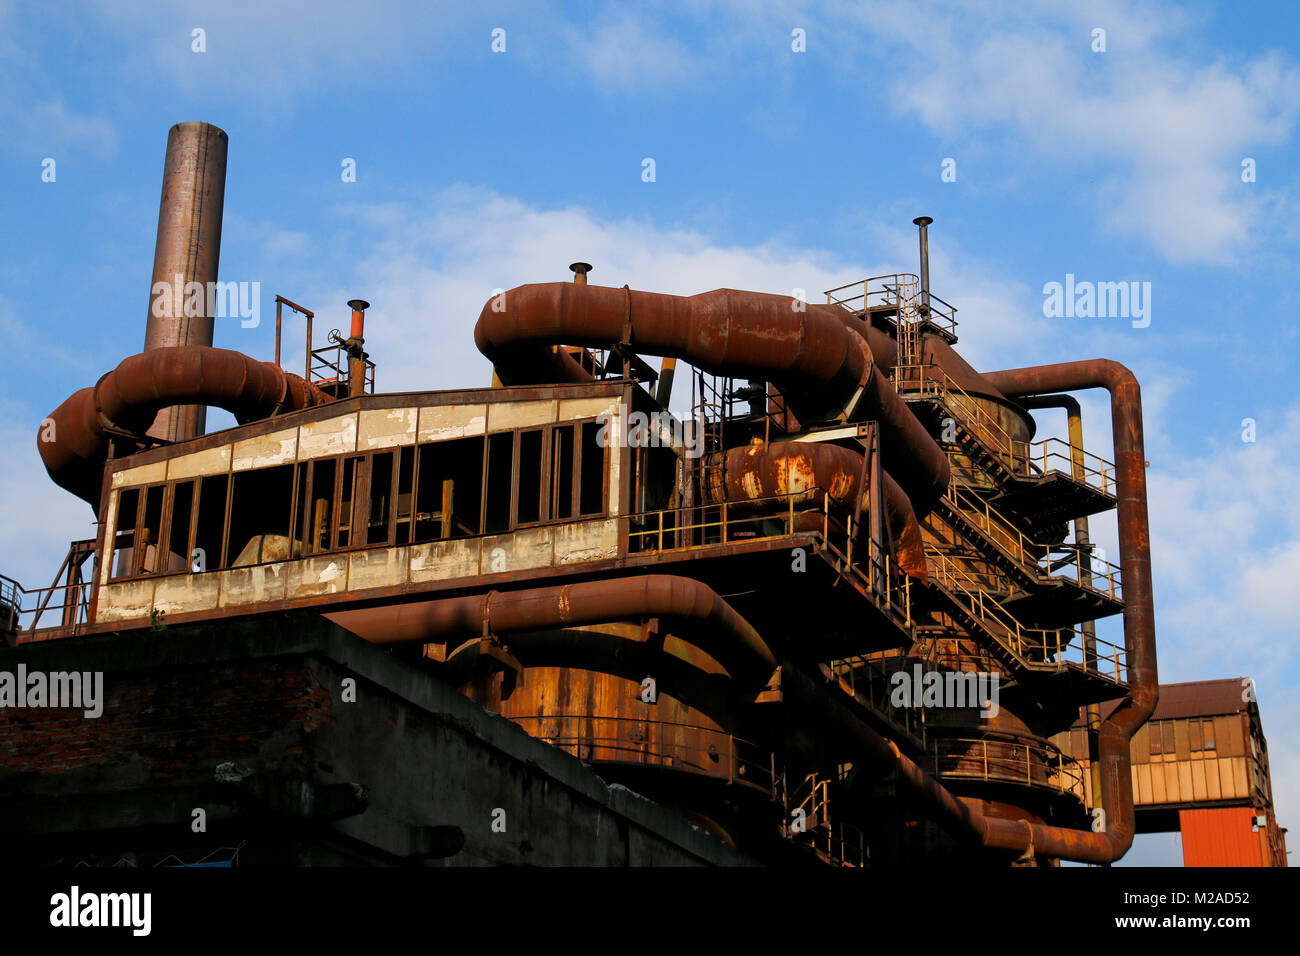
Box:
[105, 416, 614, 582]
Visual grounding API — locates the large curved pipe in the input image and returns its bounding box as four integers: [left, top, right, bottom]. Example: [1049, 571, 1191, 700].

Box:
[972, 359, 1158, 863]
[779, 359, 1155, 864]
[40, 346, 331, 509]
[706, 440, 926, 580]
[325, 574, 778, 689]
[475, 283, 950, 517]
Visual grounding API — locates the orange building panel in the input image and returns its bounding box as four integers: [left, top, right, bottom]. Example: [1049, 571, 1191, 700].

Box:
[1180, 808, 1264, 867]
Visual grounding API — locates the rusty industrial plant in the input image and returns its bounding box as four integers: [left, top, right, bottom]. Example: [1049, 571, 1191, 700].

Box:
[1, 123, 1287, 869]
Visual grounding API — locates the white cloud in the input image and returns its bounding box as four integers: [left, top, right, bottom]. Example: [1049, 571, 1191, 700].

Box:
[836, 1, 1299, 265]
[563, 14, 705, 89]
[1139, 401, 1300, 829]
[276, 185, 1067, 419]
[57, 0, 1300, 268]
[681, 0, 1300, 267]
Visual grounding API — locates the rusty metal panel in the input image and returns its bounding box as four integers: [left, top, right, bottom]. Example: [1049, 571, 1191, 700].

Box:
[1231, 757, 1249, 798]
[1180, 807, 1263, 866]
[1206, 757, 1223, 801]
[1152, 679, 1250, 720]
[1131, 722, 1147, 763]
[1176, 760, 1193, 802]
[1221, 715, 1242, 757]
[1135, 763, 1151, 805]
[1151, 764, 1166, 803]
[1191, 760, 1207, 802]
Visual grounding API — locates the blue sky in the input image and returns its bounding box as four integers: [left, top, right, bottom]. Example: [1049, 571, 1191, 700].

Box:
[2, 0, 1298, 866]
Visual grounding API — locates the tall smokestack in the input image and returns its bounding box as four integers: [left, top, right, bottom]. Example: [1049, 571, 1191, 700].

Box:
[912, 216, 933, 316]
[143, 121, 229, 442]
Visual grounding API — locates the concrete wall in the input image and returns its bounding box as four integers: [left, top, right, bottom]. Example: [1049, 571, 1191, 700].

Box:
[0, 616, 755, 867]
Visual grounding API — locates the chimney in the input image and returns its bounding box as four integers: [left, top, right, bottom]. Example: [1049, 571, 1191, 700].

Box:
[912, 216, 933, 316]
[143, 122, 229, 442]
[346, 299, 370, 397]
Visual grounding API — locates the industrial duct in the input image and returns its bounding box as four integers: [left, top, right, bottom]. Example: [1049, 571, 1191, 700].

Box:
[705, 440, 927, 580]
[325, 574, 778, 690]
[39, 346, 330, 510]
[475, 282, 951, 517]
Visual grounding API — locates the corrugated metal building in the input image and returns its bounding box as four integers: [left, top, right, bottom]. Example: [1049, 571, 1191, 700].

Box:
[1053, 678, 1288, 866]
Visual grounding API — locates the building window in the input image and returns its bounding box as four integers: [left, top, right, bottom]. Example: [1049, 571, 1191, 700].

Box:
[109, 488, 140, 580]
[483, 432, 515, 534]
[105, 416, 613, 582]
[516, 428, 547, 526]
[578, 420, 606, 516]
[552, 424, 576, 520]
[195, 475, 228, 570]
[228, 463, 295, 565]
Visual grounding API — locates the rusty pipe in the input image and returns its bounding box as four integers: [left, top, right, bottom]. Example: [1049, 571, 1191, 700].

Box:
[913, 216, 933, 315]
[777, 361, 1155, 864]
[475, 282, 950, 516]
[656, 357, 677, 407]
[973, 359, 1158, 863]
[39, 346, 331, 510]
[704, 440, 926, 580]
[779, 662, 1009, 849]
[346, 298, 369, 398]
[144, 122, 229, 443]
[326, 574, 777, 688]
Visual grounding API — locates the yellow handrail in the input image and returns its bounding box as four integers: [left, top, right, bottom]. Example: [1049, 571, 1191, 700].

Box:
[925, 547, 1127, 682]
[897, 363, 1117, 497]
[944, 481, 1124, 601]
[627, 491, 914, 628]
[930, 734, 1085, 796]
[894, 363, 1024, 470]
